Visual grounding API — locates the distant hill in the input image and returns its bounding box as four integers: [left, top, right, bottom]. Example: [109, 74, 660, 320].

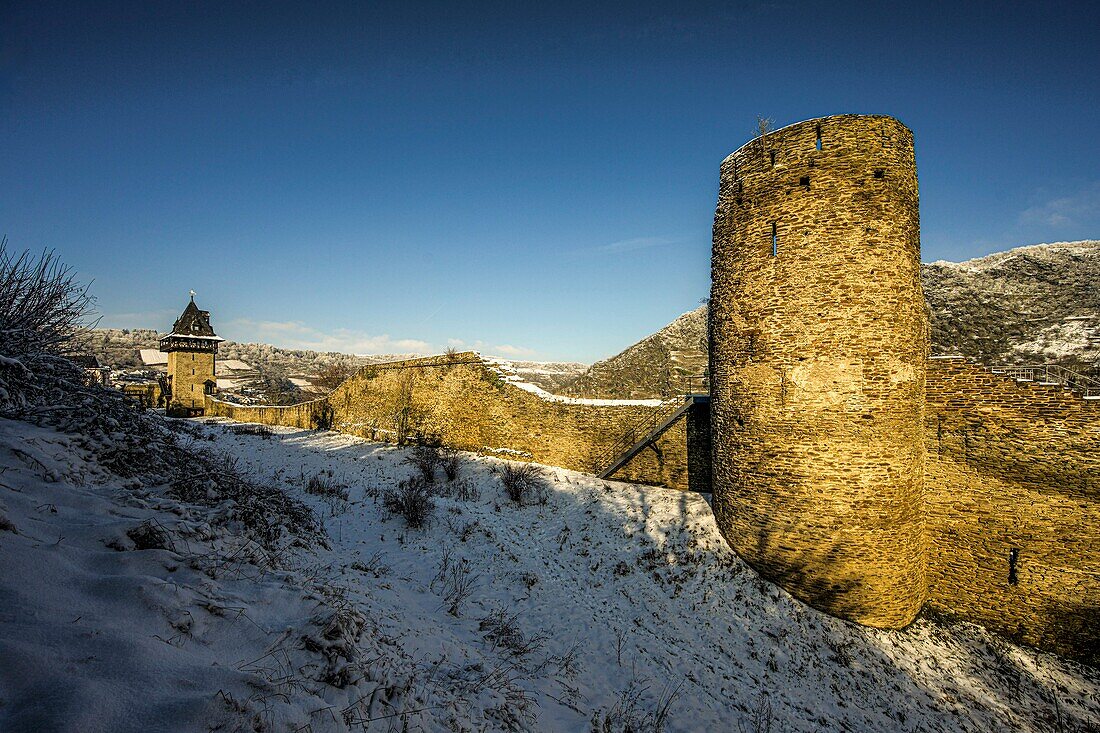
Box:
[493, 359, 589, 393]
[923, 240, 1099, 363]
[79, 329, 406, 376]
[562, 306, 708, 400]
[80, 330, 587, 394]
[563, 240, 1100, 399]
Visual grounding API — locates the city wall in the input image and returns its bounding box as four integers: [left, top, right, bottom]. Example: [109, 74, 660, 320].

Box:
[923, 357, 1099, 662]
[201, 111, 1098, 662]
[205, 352, 698, 489]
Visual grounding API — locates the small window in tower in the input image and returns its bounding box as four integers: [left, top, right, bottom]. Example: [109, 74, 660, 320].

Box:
[874, 169, 885, 179]
[799, 176, 810, 188]
[769, 150, 777, 167]
[1008, 548, 1019, 585]
[815, 124, 822, 150]
[771, 223, 778, 257]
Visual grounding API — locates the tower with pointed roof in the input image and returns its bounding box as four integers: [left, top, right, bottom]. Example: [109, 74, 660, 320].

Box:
[160, 293, 223, 415]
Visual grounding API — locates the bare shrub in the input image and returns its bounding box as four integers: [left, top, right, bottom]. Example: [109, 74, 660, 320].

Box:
[350, 551, 390, 578]
[439, 445, 461, 482]
[391, 371, 420, 444]
[451, 479, 480, 502]
[431, 547, 478, 616]
[494, 462, 549, 506]
[299, 586, 368, 689]
[231, 423, 273, 439]
[310, 402, 334, 430]
[168, 455, 322, 550]
[0, 240, 94, 358]
[591, 676, 684, 733]
[738, 692, 773, 733]
[126, 519, 172, 551]
[381, 476, 435, 529]
[458, 519, 481, 542]
[406, 442, 442, 484]
[306, 472, 349, 500]
[479, 607, 548, 661]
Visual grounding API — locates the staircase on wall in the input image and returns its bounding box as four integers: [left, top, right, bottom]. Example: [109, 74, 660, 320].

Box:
[988, 363, 1100, 399]
[596, 376, 710, 479]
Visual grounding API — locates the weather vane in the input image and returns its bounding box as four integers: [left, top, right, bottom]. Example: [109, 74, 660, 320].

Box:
[189, 289, 196, 300]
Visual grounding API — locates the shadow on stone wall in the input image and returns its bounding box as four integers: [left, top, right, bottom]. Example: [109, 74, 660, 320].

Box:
[1041, 602, 1100, 668]
[738, 517, 863, 627]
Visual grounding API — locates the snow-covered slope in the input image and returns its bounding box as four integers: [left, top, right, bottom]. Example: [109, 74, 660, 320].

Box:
[4, 415, 1095, 731]
[923, 240, 1100, 363]
[563, 306, 709, 400]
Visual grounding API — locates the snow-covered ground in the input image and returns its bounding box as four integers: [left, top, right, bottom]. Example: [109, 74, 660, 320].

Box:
[2, 416, 1098, 732]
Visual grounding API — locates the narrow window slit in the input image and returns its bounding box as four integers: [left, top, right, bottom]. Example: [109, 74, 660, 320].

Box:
[771, 223, 778, 257]
[1008, 548, 1019, 585]
[800, 176, 810, 189]
[873, 169, 885, 179]
[769, 150, 777, 167]
[815, 124, 822, 150]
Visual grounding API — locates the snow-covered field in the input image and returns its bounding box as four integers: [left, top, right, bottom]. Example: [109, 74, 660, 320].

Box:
[1, 416, 1098, 732]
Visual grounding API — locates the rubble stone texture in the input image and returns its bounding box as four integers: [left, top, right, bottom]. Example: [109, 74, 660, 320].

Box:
[924, 357, 1099, 660]
[709, 114, 929, 628]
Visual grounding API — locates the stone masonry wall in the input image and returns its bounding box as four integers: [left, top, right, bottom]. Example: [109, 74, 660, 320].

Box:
[924, 357, 1099, 663]
[206, 353, 695, 487]
[168, 349, 216, 409]
[709, 114, 929, 629]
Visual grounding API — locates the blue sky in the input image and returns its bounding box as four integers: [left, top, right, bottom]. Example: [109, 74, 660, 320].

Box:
[2, 1, 1098, 362]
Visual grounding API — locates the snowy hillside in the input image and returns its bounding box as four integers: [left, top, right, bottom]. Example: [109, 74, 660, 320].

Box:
[2, 417, 1097, 732]
[565, 241, 1099, 399]
[923, 240, 1100, 364]
[563, 306, 709, 400]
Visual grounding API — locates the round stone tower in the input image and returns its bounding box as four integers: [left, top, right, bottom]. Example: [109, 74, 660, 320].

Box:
[708, 114, 928, 628]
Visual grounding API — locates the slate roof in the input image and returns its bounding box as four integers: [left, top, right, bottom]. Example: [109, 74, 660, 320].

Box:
[68, 354, 103, 369]
[165, 298, 221, 339]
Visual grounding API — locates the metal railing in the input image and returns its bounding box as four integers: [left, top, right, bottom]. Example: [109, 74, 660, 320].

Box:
[595, 374, 710, 477]
[989, 364, 1100, 398]
[594, 396, 688, 477]
[684, 374, 710, 395]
